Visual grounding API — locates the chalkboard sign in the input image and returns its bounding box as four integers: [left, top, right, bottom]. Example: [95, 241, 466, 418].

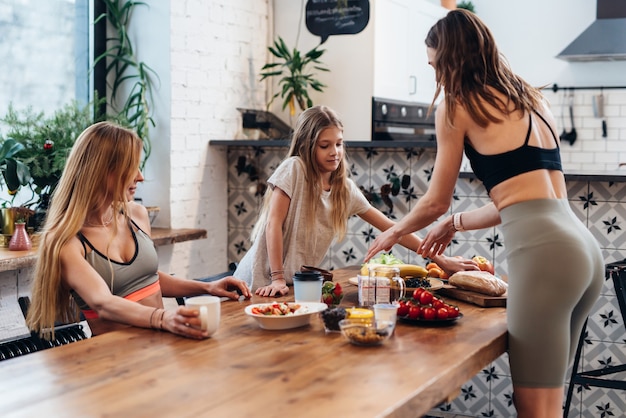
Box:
[306, 0, 370, 44]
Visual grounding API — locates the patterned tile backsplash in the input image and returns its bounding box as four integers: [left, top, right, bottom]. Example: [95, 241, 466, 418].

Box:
[226, 145, 626, 417]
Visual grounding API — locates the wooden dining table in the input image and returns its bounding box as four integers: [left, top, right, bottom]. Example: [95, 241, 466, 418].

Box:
[0, 266, 508, 418]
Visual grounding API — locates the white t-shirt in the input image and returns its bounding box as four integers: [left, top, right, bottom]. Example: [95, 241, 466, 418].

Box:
[234, 156, 371, 291]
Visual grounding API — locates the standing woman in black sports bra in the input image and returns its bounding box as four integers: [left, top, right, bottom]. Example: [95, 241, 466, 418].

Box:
[365, 9, 604, 418]
[26, 121, 251, 340]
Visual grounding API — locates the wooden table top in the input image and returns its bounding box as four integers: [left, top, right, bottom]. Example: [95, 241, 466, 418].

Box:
[0, 267, 508, 418]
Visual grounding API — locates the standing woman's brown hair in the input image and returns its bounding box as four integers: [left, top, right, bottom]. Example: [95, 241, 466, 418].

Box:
[26, 121, 142, 339]
[425, 9, 543, 128]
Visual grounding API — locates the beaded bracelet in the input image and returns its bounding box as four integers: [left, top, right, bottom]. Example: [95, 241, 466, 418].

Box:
[270, 270, 285, 277]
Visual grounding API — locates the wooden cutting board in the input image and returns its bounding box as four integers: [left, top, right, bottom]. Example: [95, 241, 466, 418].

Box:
[437, 285, 507, 308]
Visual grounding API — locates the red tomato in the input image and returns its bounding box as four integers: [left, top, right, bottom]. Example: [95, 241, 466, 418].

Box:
[436, 307, 449, 320]
[419, 290, 433, 305]
[421, 306, 436, 320]
[408, 305, 421, 320]
[446, 305, 460, 318]
[397, 302, 410, 317]
[432, 298, 444, 309]
[412, 288, 424, 300]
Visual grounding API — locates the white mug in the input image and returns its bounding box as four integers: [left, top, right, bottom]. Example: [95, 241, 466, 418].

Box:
[185, 295, 221, 336]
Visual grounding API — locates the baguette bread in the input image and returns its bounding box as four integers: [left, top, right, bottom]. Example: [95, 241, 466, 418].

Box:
[448, 270, 508, 296]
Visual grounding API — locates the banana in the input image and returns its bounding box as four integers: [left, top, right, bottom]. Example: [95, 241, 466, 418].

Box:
[360, 263, 428, 278]
[397, 264, 428, 278]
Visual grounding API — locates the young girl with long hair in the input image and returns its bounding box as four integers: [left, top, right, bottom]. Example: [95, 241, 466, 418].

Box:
[234, 105, 477, 297]
[26, 121, 250, 340]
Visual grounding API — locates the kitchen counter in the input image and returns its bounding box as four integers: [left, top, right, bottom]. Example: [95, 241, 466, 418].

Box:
[460, 170, 626, 183]
[212, 140, 626, 182]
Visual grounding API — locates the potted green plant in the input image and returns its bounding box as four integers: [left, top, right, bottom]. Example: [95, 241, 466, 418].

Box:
[94, 0, 159, 169]
[0, 97, 112, 230]
[0, 137, 31, 238]
[260, 36, 329, 116]
[0, 137, 31, 195]
[456, 1, 476, 12]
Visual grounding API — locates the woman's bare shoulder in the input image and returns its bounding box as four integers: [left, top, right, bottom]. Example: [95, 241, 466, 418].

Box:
[126, 201, 151, 233]
[53, 233, 87, 262]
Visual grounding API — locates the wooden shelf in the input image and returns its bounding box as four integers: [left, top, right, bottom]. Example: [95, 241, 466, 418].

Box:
[0, 227, 207, 273]
[150, 227, 207, 246]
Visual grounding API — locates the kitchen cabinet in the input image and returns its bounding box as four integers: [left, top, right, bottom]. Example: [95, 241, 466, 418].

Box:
[374, 0, 446, 103]
[272, 0, 446, 140]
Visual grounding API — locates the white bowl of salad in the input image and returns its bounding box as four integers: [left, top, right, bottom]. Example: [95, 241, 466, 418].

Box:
[244, 302, 328, 330]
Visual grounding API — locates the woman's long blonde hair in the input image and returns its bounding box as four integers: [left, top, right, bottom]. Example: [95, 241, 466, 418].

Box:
[26, 121, 143, 339]
[252, 105, 351, 242]
[425, 9, 544, 128]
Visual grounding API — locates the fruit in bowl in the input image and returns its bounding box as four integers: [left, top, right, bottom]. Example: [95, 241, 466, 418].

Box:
[320, 306, 347, 332]
[339, 319, 393, 346]
[322, 281, 343, 307]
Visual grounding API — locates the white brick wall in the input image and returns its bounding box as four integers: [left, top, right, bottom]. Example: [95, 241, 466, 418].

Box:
[166, 0, 268, 279]
[545, 90, 626, 171]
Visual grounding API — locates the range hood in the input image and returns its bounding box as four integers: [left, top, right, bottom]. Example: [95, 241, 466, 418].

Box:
[557, 0, 626, 62]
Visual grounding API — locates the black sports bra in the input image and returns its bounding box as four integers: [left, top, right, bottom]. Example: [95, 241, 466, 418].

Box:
[464, 111, 562, 194]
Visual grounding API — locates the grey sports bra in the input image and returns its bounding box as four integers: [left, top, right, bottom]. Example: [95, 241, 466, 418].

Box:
[71, 220, 159, 311]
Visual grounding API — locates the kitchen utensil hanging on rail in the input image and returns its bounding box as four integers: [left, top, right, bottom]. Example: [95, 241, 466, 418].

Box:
[592, 88, 607, 138]
[560, 90, 577, 145]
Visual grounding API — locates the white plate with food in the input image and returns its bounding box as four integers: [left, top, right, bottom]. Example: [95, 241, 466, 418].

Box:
[245, 301, 328, 330]
[347, 276, 445, 292]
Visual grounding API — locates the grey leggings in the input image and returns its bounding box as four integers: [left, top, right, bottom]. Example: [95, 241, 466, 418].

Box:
[500, 199, 604, 387]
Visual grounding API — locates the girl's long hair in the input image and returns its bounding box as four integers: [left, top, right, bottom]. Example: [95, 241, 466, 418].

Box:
[425, 9, 544, 127]
[26, 121, 143, 340]
[252, 105, 350, 242]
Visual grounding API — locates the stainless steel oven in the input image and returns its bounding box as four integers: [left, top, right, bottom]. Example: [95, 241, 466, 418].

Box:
[371, 97, 436, 142]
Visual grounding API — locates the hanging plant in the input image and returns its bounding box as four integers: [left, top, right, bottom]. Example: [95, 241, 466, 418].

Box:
[94, 0, 159, 169]
[260, 36, 329, 116]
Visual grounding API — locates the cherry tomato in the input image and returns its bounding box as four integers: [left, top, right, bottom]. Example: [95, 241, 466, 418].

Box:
[421, 306, 436, 320]
[436, 307, 449, 320]
[432, 298, 444, 309]
[446, 305, 460, 318]
[419, 290, 433, 305]
[412, 288, 424, 300]
[408, 305, 421, 320]
[397, 302, 410, 317]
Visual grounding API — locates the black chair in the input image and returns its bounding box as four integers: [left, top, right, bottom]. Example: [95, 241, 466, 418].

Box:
[563, 260, 626, 417]
[175, 263, 238, 306]
[0, 296, 88, 362]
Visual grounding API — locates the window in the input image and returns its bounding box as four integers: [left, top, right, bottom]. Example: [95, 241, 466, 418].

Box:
[0, 0, 92, 125]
